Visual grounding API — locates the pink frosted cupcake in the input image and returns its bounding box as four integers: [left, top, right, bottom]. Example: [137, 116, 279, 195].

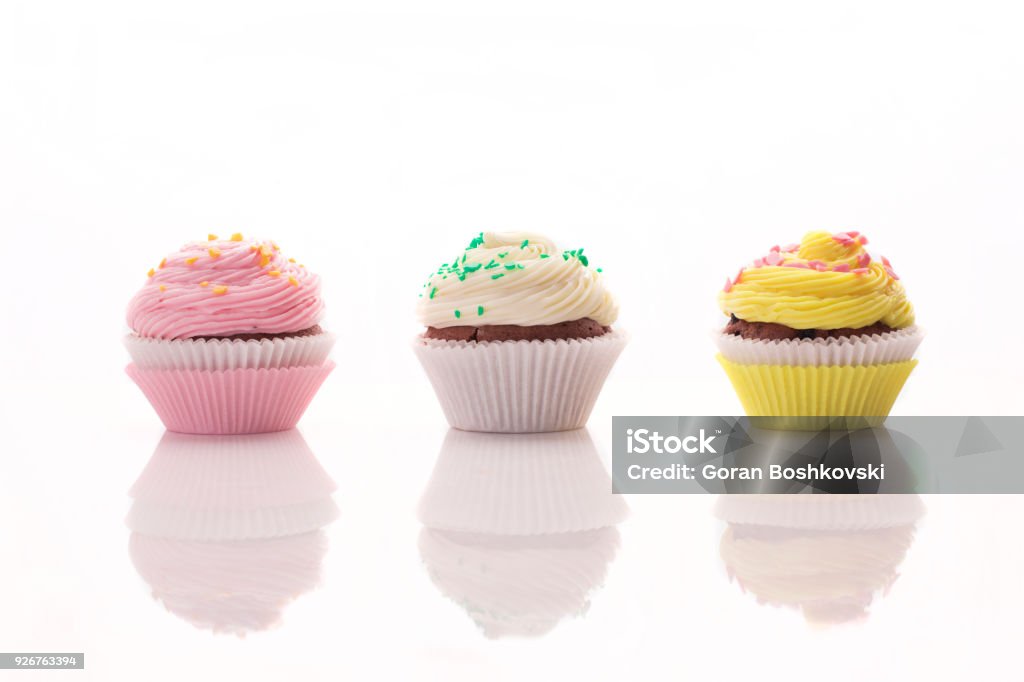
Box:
[124, 233, 335, 434]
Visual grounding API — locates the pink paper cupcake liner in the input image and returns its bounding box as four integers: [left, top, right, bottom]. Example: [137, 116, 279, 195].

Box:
[126, 361, 335, 435]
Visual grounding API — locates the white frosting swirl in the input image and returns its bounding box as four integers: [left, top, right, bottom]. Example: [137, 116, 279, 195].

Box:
[416, 232, 618, 328]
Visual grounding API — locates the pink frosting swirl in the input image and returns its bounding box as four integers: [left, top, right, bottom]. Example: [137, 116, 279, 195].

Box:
[127, 236, 325, 339]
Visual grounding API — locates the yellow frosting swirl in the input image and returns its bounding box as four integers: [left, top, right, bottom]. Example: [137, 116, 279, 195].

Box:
[718, 231, 915, 330]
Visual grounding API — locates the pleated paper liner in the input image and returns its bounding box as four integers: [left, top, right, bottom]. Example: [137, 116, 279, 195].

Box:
[124, 332, 336, 371]
[418, 526, 620, 639]
[417, 428, 629, 536]
[715, 494, 926, 531]
[718, 522, 918, 626]
[129, 530, 328, 636]
[126, 361, 335, 434]
[714, 326, 924, 366]
[412, 330, 628, 433]
[127, 430, 339, 541]
[717, 356, 917, 429]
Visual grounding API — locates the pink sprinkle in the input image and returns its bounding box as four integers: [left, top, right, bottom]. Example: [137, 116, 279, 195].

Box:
[859, 235, 869, 245]
[753, 257, 765, 268]
[852, 267, 869, 274]
[765, 251, 784, 266]
[847, 230, 860, 238]
[782, 243, 800, 252]
[885, 266, 900, 280]
[833, 232, 852, 244]
[807, 259, 828, 271]
[832, 263, 850, 272]
[882, 255, 891, 267]
[723, 278, 733, 293]
[769, 244, 780, 252]
[857, 253, 871, 267]
[735, 267, 745, 284]
[784, 262, 810, 269]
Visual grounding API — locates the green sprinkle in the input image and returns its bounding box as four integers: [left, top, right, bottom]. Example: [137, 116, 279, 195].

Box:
[477, 305, 484, 316]
[458, 273, 466, 281]
[520, 239, 529, 248]
[429, 287, 438, 299]
[562, 252, 569, 260]
[491, 273, 504, 280]
[540, 253, 550, 259]
[454, 309, 461, 319]
[517, 263, 525, 269]
[596, 267, 603, 273]
[463, 263, 482, 273]
[504, 263, 516, 270]
[461, 253, 467, 263]
[498, 252, 508, 258]
[467, 233, 484, 249]
[484, 260, 499, 269]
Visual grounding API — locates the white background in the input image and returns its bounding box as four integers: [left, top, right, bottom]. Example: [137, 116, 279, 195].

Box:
[2, 1, 1023, 680]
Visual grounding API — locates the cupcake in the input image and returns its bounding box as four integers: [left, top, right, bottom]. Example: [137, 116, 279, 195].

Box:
[716, 231, 923, 428]
[124, 234, 335, 434]
[413, 232, 627, 433]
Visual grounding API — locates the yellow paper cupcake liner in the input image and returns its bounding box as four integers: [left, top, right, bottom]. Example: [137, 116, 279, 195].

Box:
[716, 356, 917, 429]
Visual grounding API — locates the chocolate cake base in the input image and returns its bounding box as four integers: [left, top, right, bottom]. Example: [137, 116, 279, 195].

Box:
[724, 315, 894, 340]
[424, 318, 611, 342]
[190, 324, 324, 342]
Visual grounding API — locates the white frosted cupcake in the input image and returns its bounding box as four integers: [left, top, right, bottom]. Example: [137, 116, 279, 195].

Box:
[412, 232, 627, 433]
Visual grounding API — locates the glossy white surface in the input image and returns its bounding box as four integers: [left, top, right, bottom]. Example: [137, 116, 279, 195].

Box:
[3, 0, 1024, 679]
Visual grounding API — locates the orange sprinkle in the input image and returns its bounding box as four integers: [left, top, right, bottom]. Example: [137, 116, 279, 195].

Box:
[288, 258, 296, 263]
[250, 245, 259, 251]
[208, 234, 218, 241]
[185, 256, 198, 265]
[199, 281, 210, 287]
[159, 285, 166, 292]
[267, 270, 281, 277]
[208, 247, 221, 258]
[288, 276, 299, 287]
[272, 243, 280, 251]
[259, 255, 271, 267]
[147, 268, 155, 278]
[230, 232, 243, 241]
[158, 258, 167, 269]
[299, 264, 305, 268]
[212, 285, 228, 295]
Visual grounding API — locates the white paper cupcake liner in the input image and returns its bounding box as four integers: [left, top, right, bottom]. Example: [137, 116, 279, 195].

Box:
[714, 494, 926, 531]
[127, 430, 339, 541]
[714, 326, 924, 367]
[412, 330, 628, 433]
[124, 332, 336, 371]
[417, 428, 629, 535]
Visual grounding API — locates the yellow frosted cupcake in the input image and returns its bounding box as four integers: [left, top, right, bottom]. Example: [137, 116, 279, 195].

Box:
[715, 231, 923, 428]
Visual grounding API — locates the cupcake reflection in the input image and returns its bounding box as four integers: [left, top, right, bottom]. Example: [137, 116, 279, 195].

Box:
[715, 494, 924, 626]
[127, 430, 339, 636]
[418, 428, 628, 638]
